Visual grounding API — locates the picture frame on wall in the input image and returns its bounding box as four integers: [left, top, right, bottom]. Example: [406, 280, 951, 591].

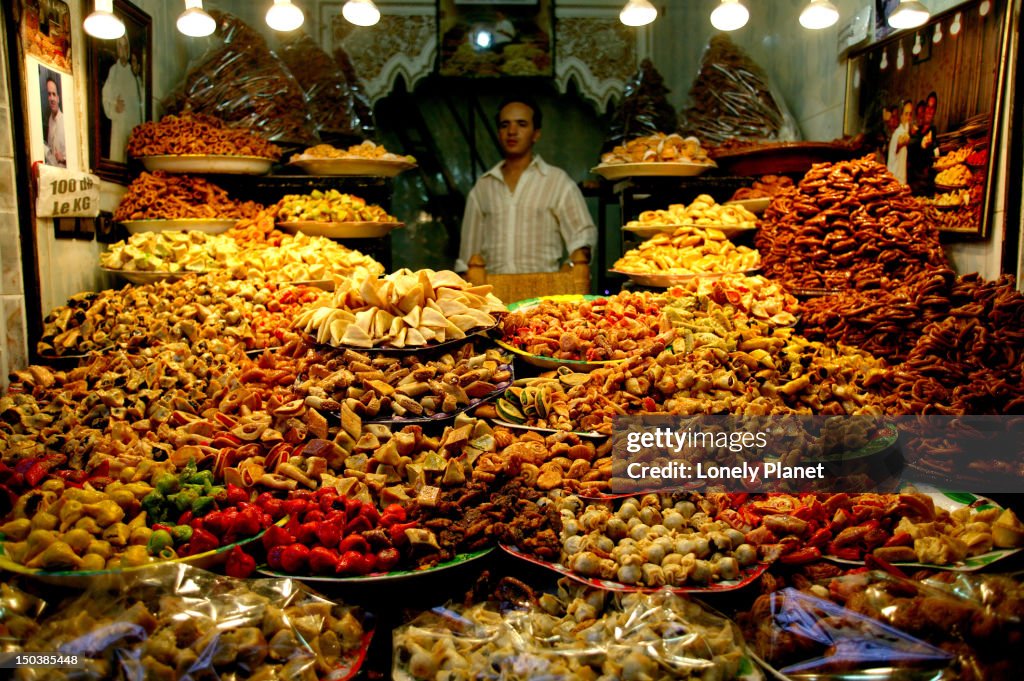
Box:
[437, 0, 554, 78]
[25, 55, 81, 171]
[86, 0, 151, 184]
[845, 0, 1013, 238]
[19, 0, 74, 73]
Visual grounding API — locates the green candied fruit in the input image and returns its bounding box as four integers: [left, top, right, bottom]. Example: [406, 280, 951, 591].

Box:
[191, 495, 216, 517]
[147, 529, 173, 555]
[171, 525, 193, 544]
[155, 474, 179, 496]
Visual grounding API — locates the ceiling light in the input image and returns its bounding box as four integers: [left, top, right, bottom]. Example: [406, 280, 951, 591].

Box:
[710, 0, 749, 31]
[888, 0, 930, 30]
[84, 0, 125, 40]
[342, 0, 381, 27]
[799, 0, 839, 30]
[619, 0, 657, 27]
[266, 0, 304, 32]
[177, 0, 215, 37]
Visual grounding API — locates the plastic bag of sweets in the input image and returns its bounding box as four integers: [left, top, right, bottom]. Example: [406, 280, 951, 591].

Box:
[164, 11, 318, 145]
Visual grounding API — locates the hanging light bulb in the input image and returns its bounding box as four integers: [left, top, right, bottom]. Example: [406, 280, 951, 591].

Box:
[342, 0, 381, 26]
[912, 33, 922, 54]
[932, 21, 942, 42]
[979, 1, 991, 17]
[710, 0, 749, 31]
[950, 12, 962, 34]
[896, 43, 905, 69]
[880, 48, 889, 70]
[888, 0, 930, 30]
[619, 0, 657, 27]
[84, 0, 125, 39]
[266, 0, 304, 32]
[799, 0, 839, 30]
[177, 0, 215, 37]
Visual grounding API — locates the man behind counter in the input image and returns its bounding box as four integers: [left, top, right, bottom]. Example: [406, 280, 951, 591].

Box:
[455, 97, 596, 274]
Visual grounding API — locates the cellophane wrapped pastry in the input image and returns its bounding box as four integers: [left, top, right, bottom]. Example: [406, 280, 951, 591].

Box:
[739, 586, 952, 677]
[3, 563, 369, 681]
[394, 577, 754, 680]
[740, 571, 1024, 680]
[604, 59, 678, 152]
[163, 12, 318, 145]
[679, 35, 799, 145]
[277, 32, 375, 139]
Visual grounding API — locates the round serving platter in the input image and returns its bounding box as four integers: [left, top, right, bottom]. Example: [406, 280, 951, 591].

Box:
[591, 161, 716, 181]
[278, 220, 404, 239]
[288, 156, 417, 177]
[119, 218, 237, 235]
[138, 154, 274, 175]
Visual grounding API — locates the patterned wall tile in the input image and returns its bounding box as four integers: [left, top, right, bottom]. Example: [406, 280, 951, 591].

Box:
[0, 31, 7, 109]
[2, 295, 27, 377]
[0, 106, 11, 159]
[0, 158, 14, 212]
[0, 210, 21, 295]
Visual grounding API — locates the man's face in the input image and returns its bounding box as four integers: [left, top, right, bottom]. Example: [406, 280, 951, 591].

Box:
[925, 97, 937, 124]
[900, 103, 913, 125]
[117, 37, 129, 64]
[498, 102, 540, 158]
[46, 81, 59, 114]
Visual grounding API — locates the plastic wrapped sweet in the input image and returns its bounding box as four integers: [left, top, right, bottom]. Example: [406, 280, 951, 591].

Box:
[2, 563, 370, 681]
[164, 11, 318, 145]
[394, 577, 756, 680]
[740, 587, 953, 677]
[604, 59, 679, 151]
[679, 35, 799, 146]
[827, 571, 1024, 680]
[277, 32, 375, 139]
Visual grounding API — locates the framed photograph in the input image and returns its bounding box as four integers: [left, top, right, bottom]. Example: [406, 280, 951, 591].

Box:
[25, 55, 80, 170]
[437, 0, 554, 78]
[845, 0, 1013, 237]
[19, 0, 73, 73]
[911, 26, 933, 64]
[86, 0, 151, 184]
[873, 0, 900, 43]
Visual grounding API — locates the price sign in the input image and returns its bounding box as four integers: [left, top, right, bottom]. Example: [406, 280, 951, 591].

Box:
[35, 164, 101, 218]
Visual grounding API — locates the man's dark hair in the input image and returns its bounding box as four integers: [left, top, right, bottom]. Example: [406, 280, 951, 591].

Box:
[496, 96, 542, 129]
[926, 91, 937, 105]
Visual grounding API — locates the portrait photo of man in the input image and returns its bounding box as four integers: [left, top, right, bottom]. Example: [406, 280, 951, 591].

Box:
[39, 64, 67, 167]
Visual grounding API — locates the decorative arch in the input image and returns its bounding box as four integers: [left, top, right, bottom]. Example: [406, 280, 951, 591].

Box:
[328, 10, 637, 108]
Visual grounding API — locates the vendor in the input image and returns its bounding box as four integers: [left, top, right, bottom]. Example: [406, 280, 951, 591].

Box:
[456, 97, 596, 274]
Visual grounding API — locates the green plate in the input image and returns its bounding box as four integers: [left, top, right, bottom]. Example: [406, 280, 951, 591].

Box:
[824, 487, 1020, 572]
[803, 423, 899, 463]
[257, 547, 494, 583]
[501, 295, 633, 371]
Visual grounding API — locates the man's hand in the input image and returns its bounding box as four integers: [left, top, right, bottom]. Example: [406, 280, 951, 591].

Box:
[115, 95, 125, 114]
[570, 247, 591, 264]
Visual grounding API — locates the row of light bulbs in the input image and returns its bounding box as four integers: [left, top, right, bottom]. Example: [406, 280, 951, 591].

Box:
[620, 0, 932, 31]
[85, 0, 381, 41]
[87, 0, 934, 40]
